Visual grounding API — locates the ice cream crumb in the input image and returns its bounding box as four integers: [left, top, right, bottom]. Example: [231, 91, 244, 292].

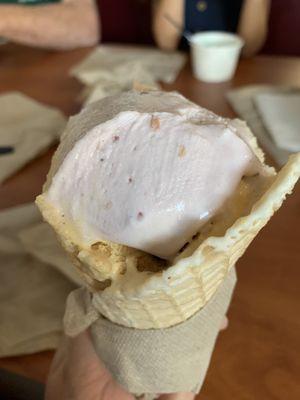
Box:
[113, 135, 120, 142]
[178, 145, 186, 158]
[128, 177, 133, 183]
[150, 116, 160, 130]
[90, 242, 112, 257]
[119, 264, 127, 275]
[92, 279, 112, 291]
[91, 242, 101, 250]
[136, 255, 167, 272]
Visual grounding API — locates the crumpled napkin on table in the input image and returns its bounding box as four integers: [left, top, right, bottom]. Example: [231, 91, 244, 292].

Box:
[0, 92, 66, 183]
[19, 221, 82, 286]
[227, 85, 300, 166]
[71, 45, 186, 104]
[254, 92, 300, 153]
[0, 203, 77, 357]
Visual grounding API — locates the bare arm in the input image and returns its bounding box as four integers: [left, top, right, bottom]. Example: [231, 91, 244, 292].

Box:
[153, 0, 184, 51]
[238, 0, 270, 57]
[0, 0, 100, 50]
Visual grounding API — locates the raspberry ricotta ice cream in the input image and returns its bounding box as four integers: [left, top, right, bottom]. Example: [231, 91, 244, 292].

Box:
[43, 90, 263, 259]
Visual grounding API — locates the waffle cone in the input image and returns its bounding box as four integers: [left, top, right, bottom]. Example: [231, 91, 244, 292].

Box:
[36, 91, 300, 329]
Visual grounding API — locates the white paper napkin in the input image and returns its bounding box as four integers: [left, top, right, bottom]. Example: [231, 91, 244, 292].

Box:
[227, 85, 298, 166]
[0, 92, 66, 183]
[71, 45, 186, 104]
[254, 93, 300, 152]
[0, 203, 75, 357]
[19, 222, 83, 286]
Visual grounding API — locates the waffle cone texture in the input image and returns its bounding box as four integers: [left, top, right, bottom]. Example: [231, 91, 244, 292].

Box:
[36, 91, 300, 329]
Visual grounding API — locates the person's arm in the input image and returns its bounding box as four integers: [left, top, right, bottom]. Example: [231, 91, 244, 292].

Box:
[238, 0, 270, 57]
[152, 0, 184, 51]
[0, 0, 100, 50]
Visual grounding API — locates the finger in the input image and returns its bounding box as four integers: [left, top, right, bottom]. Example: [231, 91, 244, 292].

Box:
[45, 336, 70, 400]
[66, 331, 135, 399]
[220, 315, 228, 331]
[158, 393, 195, 400]
[49, 335, 69, 371]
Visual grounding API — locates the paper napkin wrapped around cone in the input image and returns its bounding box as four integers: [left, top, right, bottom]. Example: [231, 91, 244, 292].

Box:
[64, 269, 237, 397]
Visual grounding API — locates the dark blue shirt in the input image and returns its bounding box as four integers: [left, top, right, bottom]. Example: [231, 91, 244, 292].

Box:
[185, 0, 243, 33]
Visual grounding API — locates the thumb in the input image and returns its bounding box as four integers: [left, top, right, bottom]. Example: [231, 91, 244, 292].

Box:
[159, 393, 195, 400]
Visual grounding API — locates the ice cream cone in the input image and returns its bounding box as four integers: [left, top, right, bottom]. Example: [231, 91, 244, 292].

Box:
[36, 91, 300, 329]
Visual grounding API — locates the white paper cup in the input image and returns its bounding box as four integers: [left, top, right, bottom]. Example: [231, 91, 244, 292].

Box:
[190, 31, 244, 83]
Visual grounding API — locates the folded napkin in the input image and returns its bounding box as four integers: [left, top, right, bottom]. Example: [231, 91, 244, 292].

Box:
[0, 203, 75, 357]
[227, 85, 299, 166]
[254, 93, 300, 152]
[19, 222, 82, 286]
[71, 45, 186, 104]
[0, 92, 66, 183]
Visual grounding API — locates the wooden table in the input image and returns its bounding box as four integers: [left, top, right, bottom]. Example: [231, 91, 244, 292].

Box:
[0, 44, 300, 399]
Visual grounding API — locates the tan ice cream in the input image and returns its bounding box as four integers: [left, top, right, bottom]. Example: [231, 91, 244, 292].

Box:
[37, 90, 300, 328]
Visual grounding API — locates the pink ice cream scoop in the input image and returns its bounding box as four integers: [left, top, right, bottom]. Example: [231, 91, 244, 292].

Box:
[45, 91, 263, 259]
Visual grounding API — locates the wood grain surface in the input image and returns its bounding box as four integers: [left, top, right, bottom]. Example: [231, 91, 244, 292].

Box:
[0, 44, 299, 399]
